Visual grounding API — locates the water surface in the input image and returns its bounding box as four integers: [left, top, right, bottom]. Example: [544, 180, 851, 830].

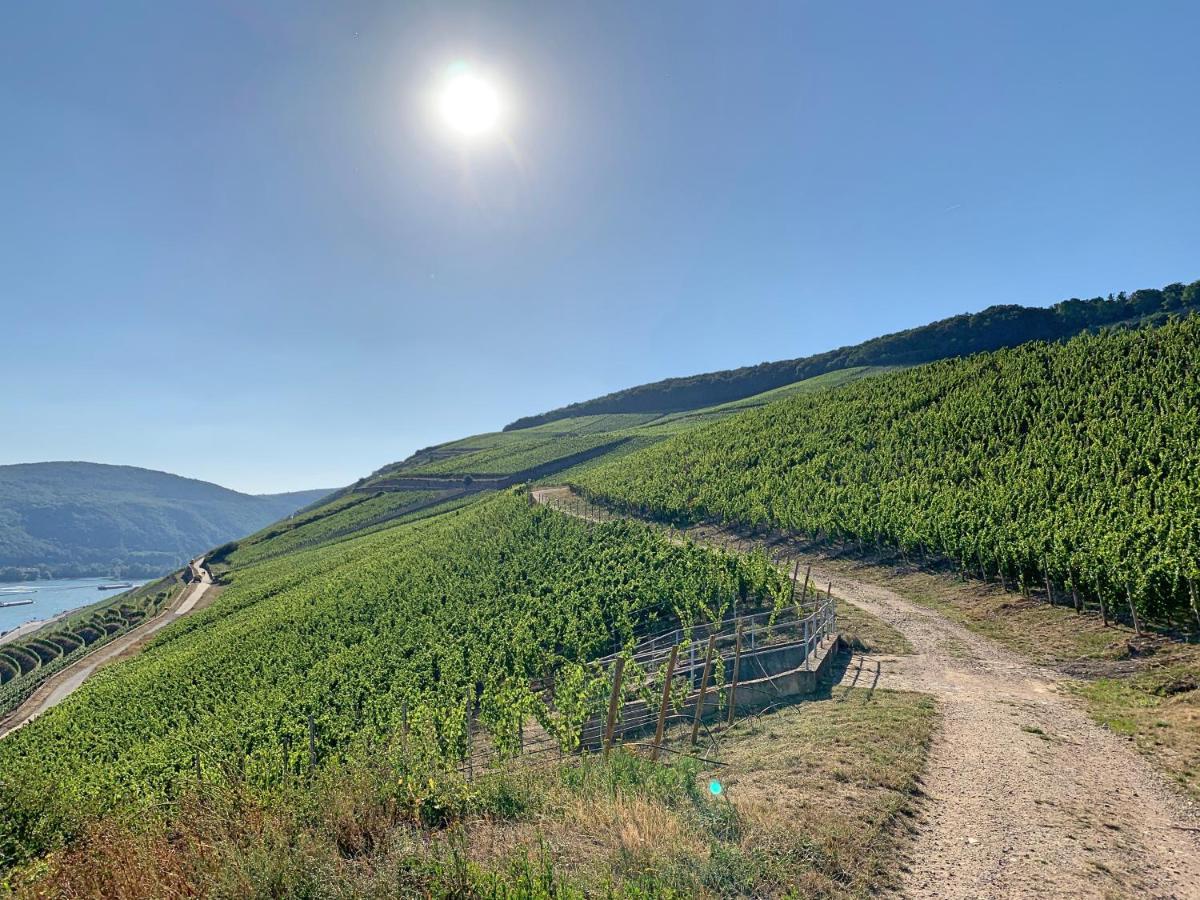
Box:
[0, 578, 149, 636]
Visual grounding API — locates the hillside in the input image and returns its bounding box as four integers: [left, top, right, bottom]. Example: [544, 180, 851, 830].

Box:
[1, 299, 1198, 896]
[0, 462, 330, 579]
[506, 279, 1200, 430]
[575, 317, 1200, 625]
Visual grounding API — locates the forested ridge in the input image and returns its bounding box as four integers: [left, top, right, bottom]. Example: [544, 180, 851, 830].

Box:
[575, 316, 1200, 624]
[0, 462, 329, 580]
[508, 279, 1200, 430]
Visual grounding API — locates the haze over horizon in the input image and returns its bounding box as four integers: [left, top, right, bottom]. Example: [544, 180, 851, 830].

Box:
[3, 1, 1198, 493]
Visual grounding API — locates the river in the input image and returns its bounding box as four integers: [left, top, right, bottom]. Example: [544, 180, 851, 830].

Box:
[0, 578, 149, 638]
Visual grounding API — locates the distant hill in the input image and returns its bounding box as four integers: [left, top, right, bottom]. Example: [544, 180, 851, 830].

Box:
[0, 462, 331, 580]
[505, 279, 1199, 430]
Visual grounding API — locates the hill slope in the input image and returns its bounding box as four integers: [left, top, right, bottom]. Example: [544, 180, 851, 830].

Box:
[575, 316, 1200, 623]
[0, 462, 330, 579]
[506, 279, 1200, 430]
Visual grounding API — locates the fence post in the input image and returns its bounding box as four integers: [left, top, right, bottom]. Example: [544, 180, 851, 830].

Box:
[652, 645, 678, 761]
[788, 559, 800, 605]
[690, 634, 717, 746]
[603, 657, 625, 755]
[727, 621, 743, 727]
[803, 618, 810, 671]
[802, 565, 812, 605]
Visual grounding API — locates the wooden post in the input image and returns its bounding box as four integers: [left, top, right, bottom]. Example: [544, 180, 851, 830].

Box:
[603, 657, 625, 755]
[1070, 573, 1082, 614]
[690, 634, 717, 746]
[401, 698, 409, 757]
[1189, 578, 1200, 634]
[308, 712, 317, 773]
[1126, 587, 1142, 637]
[1043, 557, 1054, 605]
[464, 687, 475, 779]
[1096, 575, 1109, 627]
[802, 564, 812, 605]
[727, 621, 743, 727]
[978, 550, 987, 582]
[788, 559, 800, 605]
[651, 645, 678, 761]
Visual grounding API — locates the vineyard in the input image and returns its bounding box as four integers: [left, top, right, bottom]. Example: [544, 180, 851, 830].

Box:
[0, 579, 179, 719]
[0, 490, 788, 869]
[575, 317, 1200, 625]
[211, 488, 457, 570]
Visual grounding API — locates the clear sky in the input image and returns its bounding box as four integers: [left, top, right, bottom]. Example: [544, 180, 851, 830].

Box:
[2, 2, 1197, 493]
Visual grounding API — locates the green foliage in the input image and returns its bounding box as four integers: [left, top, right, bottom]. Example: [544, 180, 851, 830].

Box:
[577, 317, 1200, 623]
[219, 489, 452, 568]
[506, 279, 1200, 430]
[0, 490, 785, 868]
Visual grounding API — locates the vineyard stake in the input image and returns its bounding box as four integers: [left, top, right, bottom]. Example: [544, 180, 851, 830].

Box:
[1096, 576, 1109, 627]
[308, 712, 317, 774]
[690, 634, 717, 746]
[652, 645, 678, 762]
[465, 687, 475, 780]
[1043, 557, 1054, 605]
[727, 621, 743, 727]
[603, 657, 625, 755]
[1070, 573, 1082, 614]
[401, 698, 409, 759]
[802, 564, 812, 605]
[1189, 578, 1199, 634]
[788, 559, 800, 605]
[1126, 587, 1142, 636]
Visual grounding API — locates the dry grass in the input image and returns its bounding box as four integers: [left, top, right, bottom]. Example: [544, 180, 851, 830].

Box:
[835, 600, 913, 656]
[8, 684, 936, 899]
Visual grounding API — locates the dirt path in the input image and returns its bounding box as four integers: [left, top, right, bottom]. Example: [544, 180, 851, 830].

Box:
[0, 558, 213, 739]
[532, 488, 1200, 899]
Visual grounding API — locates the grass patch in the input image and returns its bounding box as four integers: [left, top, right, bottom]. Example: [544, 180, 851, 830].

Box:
[835, 600, 913, 655]
[1068, 665, 1200, 799]
[9, 687, 935, 898]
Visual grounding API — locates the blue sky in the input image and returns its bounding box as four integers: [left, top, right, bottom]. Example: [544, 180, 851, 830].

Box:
[2, 1, 1197, 493]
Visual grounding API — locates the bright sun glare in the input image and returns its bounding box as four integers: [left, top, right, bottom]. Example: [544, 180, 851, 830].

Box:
[438, 67, 501, 138]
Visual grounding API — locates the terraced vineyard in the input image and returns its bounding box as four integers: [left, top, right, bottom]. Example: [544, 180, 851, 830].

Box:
[0, 579, 179, 718]
[0, 490, 787, 868]
[575, 318, 1200, 625]
[211, 488, 458, 570]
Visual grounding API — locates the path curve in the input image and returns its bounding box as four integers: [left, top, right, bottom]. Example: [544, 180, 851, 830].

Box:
[532, 487, 1200, 899]
[0, 558, 213, 739]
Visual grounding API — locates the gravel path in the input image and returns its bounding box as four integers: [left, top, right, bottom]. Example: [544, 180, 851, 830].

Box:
[815, 566, 1200, 899]
[531, 488, 1200, 898]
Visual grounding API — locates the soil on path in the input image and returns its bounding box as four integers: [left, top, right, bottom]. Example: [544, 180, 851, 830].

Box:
[532, 487, 1200, 899]
[0, 558, 215, 739]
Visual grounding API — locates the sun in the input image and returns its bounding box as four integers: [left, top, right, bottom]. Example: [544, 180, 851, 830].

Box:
[438, 67, 501, 138]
